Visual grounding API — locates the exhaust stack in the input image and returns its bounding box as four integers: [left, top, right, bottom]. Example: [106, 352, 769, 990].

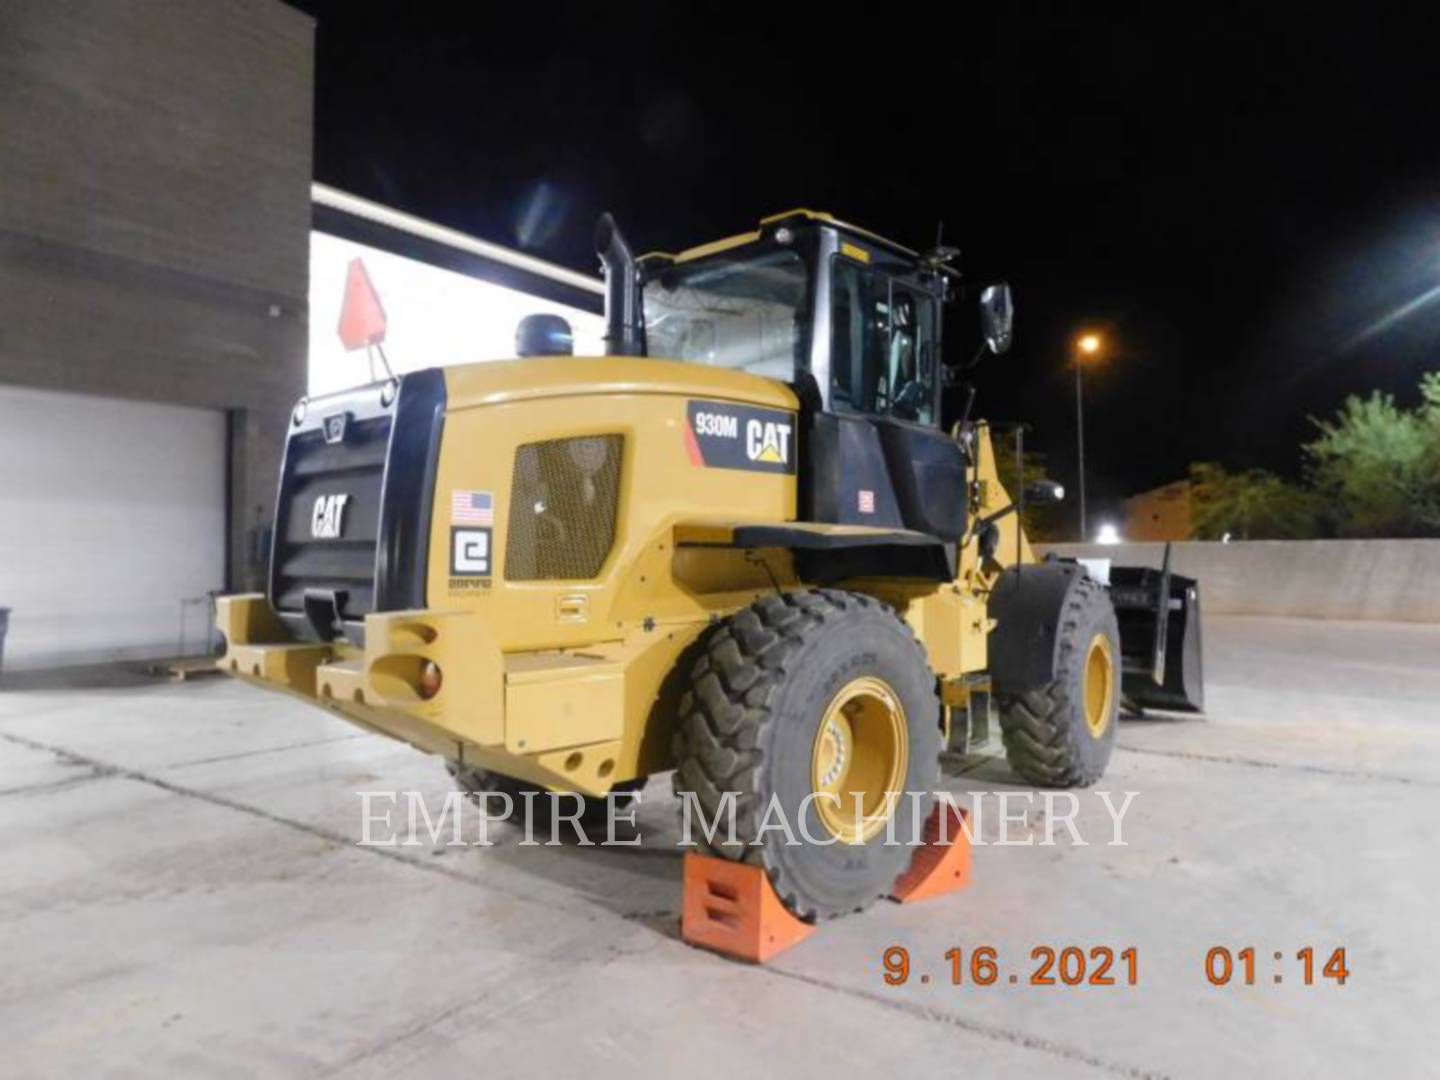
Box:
[594, 213, 645, 357]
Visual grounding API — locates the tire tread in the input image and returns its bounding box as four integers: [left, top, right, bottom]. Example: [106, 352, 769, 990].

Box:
[996, 575, 1116, 788]
[672, 588, 936, 919]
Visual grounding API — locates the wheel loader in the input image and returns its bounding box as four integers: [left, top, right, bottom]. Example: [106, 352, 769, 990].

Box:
[216, 209, 1202, 920]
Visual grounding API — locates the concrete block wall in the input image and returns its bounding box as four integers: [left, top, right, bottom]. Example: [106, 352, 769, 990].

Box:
[0, 0, 314, 590]
[1042, 540, 1440, 623]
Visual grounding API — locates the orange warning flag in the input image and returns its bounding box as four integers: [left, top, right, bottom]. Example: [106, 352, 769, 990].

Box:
[338, 257, 387, 351]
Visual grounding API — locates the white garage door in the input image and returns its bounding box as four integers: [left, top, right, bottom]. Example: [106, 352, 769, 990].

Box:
[0, 385, 226, 670]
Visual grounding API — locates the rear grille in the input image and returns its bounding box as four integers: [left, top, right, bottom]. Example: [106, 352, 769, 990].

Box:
[505, 435, 623, 581]
[271, 414, 392, 618]
[267, 371, 445, 643]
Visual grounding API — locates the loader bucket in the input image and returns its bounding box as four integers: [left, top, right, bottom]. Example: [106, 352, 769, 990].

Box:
[1108, 558, 1205, 714]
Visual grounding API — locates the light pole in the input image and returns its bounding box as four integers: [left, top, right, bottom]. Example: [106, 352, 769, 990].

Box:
[1074, 333, 1102, 541]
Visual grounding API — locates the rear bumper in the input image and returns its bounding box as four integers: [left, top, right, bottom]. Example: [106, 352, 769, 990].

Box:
[215, 594, 641, 794]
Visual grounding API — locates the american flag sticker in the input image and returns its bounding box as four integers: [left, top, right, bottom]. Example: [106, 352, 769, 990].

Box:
[451, 490, 494, 526]
[858, 489, 876, 514]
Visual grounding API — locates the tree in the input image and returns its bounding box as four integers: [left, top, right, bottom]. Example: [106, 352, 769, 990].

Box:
[1187, 462, 1320, 540]
[993, 429, 1063, 541]
[1303, 373, 1440, 537]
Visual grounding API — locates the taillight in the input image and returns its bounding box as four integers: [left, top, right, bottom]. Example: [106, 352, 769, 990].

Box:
[419, 661, 442, 699]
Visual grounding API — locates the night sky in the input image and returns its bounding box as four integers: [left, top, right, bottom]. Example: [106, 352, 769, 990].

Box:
[290, 3, 1440, 528]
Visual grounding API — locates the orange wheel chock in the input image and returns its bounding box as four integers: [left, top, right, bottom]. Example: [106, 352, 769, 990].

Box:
[889, 801, 972, 904]
[680, 803, 972, 965]
[680, 851, 816, 964]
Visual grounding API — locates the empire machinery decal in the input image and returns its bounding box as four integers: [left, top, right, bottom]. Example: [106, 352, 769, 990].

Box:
[449, 526, 493, 592]
[449, 489, 496, 593]
[684, 400, 796, 475]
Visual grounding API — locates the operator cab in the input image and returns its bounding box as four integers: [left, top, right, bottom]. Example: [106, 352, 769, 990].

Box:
[637, 210, 951, 427]
[595, 210, 1012, 580]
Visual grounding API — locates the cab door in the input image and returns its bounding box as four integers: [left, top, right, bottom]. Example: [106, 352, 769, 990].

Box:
[809, 254, 966, 543]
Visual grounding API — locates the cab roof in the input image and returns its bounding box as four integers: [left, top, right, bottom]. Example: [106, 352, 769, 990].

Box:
[641, 209, 920, 265]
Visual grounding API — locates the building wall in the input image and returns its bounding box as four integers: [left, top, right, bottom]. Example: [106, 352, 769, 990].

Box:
[1043, 540, 1440, 623]
[1123, 480, 1192, 541]
[0, 0, 314, 590]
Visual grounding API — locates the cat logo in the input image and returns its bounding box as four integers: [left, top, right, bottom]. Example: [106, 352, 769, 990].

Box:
[746, 419, 791, 465]
[310, 493, 350, 539]
[322, 412, 348, 445]
[685, 399, 796, 475]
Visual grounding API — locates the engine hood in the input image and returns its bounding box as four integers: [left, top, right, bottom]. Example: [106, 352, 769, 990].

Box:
[440, 356, 799, 414]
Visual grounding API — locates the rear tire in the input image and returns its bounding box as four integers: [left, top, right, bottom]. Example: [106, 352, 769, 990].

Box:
[996, 575, 1119, 787]
[673, 589, 941, 920]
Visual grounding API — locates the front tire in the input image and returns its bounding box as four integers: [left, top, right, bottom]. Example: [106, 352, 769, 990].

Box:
[996, 575, 1119, 787]
[673, 590, 941, 920]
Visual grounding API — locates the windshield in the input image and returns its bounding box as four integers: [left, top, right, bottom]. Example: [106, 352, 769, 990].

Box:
[642, 248, 808, 382]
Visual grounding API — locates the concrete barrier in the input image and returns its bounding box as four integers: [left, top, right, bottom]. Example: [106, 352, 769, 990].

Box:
[1039, 540, 1440, 623]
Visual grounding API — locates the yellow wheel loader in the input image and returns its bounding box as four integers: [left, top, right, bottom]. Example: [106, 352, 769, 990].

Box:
[217, 210, 1202, 920]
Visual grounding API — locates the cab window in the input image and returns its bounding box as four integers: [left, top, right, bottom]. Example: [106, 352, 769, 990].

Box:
[643, 249, 809, 383]
[830, 257, 937, 424]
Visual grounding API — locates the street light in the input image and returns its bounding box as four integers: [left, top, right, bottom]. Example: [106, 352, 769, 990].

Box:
[1073, 332, 1104, 541]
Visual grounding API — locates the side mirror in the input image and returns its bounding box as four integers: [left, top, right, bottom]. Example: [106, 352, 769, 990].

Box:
[516, 313, 574, 357]
[978, 283, 1014, 355]
[1024, 479, 1065, 505]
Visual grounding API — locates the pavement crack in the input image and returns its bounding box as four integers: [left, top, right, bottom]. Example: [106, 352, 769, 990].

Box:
[161, 732, 365, 771]
[0, 729, 630, 919]
[1116, 744, 1430, 786]
[761, 966, 1169, 1078]
[0, 768, 109, 800]
[314, 980, 542, 1076]
[314, 926, 667, 1074]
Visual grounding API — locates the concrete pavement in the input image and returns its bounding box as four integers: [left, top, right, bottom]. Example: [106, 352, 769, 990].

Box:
[1, 615, 1436, 1077]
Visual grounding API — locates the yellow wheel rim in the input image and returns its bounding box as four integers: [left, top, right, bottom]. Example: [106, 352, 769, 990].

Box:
[810, 676, 908, 844]
[1083, 633, 1115, 738]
